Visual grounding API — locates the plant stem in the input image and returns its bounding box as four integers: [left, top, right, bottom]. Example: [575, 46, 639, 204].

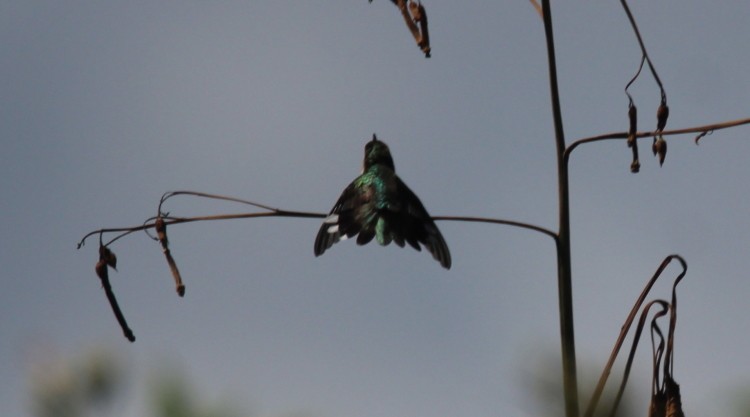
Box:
[541, 1, 580, 416]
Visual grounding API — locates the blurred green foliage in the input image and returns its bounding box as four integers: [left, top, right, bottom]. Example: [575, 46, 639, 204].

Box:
[28, 346, 750, 417]
[28, 347, 242, 417]
[29, 347, 121, 417]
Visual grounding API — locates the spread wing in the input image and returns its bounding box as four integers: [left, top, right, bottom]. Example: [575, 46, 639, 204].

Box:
[314, 181, 367, 257]
[393, 177, 451, 269]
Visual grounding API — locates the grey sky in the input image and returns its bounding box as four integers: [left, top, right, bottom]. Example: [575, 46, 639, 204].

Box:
[2, 1, 750, 416]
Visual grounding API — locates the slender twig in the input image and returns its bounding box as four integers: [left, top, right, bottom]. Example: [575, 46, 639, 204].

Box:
[620, 0, 665, 95]
[625, 55, 646, 101]
[77, 210, 328, 249]
[583, 254, 686, 417]
[564, 116, 750, 160]
[159, 190, 278, 214]
[608, 300, 669, 417]
[664, 257, 687, 381]
[433, 216, 557, 241]
[650, 306, 667, 394]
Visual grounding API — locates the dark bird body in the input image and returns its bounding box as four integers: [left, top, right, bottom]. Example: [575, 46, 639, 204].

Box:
[314, 135, 451, 269]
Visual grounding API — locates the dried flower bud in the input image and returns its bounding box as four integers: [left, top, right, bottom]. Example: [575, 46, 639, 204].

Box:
[656, 100, 669, 132]
[627, 104, 638, 147]
[630, 159, 640, 173]
[99, 245, 117, 270]
[654, 136, 667, 166]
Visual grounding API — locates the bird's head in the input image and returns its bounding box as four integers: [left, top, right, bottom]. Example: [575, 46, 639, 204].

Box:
[363, 134, 395, 171]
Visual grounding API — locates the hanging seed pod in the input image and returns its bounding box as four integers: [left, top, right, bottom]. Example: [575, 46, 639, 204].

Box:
[99, 245, 117, 270]
[94, 255, 135, 342]
[630, 159, 640, 173]
[627, 102, 640, 173]
[654, 136, 667, 166]
[155, 217, 185, 297]
[155, 217, 169, 249]
[656, 99, 669, 132]
[627, 103, 638, 147]
[416, 2, 430, 58]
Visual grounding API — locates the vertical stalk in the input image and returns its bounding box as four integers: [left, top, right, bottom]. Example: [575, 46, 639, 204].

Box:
[541, 1, 580, 416]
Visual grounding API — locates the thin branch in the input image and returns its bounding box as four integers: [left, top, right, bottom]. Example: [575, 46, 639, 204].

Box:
[620, 0, 665, 95]
[159, 190, 278, 214]
[433, 216, 557, 241]
[77, 210, 328, 249]
[79, 210, 558, 249]
[564, 116, 750, 160]
[624, 55, 646, 101]
[663, 256, 687, 381]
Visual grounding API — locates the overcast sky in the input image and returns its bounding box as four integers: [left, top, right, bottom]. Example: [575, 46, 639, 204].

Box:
[2, 1, 750, 416]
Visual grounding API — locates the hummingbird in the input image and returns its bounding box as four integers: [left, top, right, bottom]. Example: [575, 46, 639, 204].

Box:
[314, 134, 451, 269]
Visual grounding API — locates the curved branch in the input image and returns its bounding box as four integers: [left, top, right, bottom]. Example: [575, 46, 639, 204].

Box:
[79, 211, 558, 248]
[158, 190, 278, 214]
[77, 210, 327, 249]
[564, 116, 750, 161]
[583, 254, 687, 417]
[609, 299, 669, 417]
[433, 215, 557, 241]
[620, 0, 665, 94]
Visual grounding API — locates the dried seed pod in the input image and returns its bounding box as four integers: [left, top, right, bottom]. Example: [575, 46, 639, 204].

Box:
[99, 245, 117, 270]
[654, 136, 667, 166]
[154, 217, 185, 297]
[656, 100, 669, 132]
[155, 217, 169, 249]
[665, 377, 684, 417]
[627, 103, 638, 147]
[630, 159, 640, 173]
[94, 249, 135, 342]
